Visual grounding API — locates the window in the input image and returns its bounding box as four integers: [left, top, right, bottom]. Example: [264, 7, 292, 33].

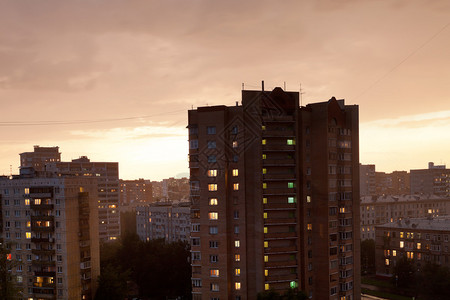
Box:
[287, 139, 295, 145]
[192, 224, 200, 232]
[208, 184, 218, 191]
[189, 126, 198, 135]
[263, 212, 268, 219]
[400, 241, 404, 248]
[233, 169, 239, 176]
[235, 254, 240, 262]
[210, 255, 218, 263]
[288, 182, 295, 188]
[264, 227, 268, 233]
[209, 198, 218, 205]
[189, 140, 199, 149]
[209, 212, 218, 220]
[262, 168, 267, 174]
[234, 226, 239, 234]
[207, 126, 216, 134]
[265, 283, 270, 290]
[57, 255, 62, 262]
[232, 126, 238, 134]
[232, 141, 238, 148]
[307, 224, 312, 230]
[262, 139, 266, 145]
[233, 183, 239, 191]
[233, 155, 239, 162]
[210, 269, 219, 277]
[417, 243, 421, 250]
[393, 250, 397, 257]
[288, 197, 296, 204]
[207, 169, 218, 177]
[191, 238, 200, 246]
[234, 211, 239, 219]
[34, 199, 41, 205]
[57, 267, 63, 273]
[210, 283, 219, 291]
[265, 269, 269, 276]
[24, 199, 30, 205]
[262, 154, 267, 159]
[263, 183, 267, 189]
[235, 240, 240, 248]
[209, 226, 218, 235]
[263, 197, 267, 204]
[235, 282, 241, 290]
[264, 255, 269, 262]
[210, 241, 219, 248]
[235, 268, 241, 276]
[264, 241, 268, 248]
[208, 155, 217, 163]
[208, 141, 216, 149]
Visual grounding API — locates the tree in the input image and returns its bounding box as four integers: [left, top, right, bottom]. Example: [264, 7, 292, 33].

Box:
[417, 263, 450, 300]
[0, 243, 22, 300]
[392, 256, 416, 289]
[94, 264, 128, 300]
[361, 239, 375, 274]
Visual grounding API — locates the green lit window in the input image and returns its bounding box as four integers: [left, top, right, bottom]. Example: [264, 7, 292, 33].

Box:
[290, 281, 298, 289]
[288, 197, 296, 204]
[287, 139, 295, 145]
[288, 182, 295, 188]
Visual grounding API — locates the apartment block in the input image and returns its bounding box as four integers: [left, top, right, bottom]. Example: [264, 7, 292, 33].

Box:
[375, 216, 450, 277]
[0, 172, 100, 299]
[360, 194, 450, 240]
[20, 146, 61, 172]
[360, 164, 375, 196]
[188, 86, 360, 300]
[119, 179, 153, 211]
[375, 171, 410, 196]
[136, 201, 190, 242]
[410, 162, 450, 197]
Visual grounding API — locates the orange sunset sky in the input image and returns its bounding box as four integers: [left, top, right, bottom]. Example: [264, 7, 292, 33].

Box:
[1, 0, 449, 180]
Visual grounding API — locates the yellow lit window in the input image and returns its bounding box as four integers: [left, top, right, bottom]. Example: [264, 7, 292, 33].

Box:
[235, 240, 240, 248]
[385, 259, 389, 266]
[264, 255, 269, 262]
[262, 168, 267, 174]
[233, 141, 238, 148]
[400, 241, 404, 248]
[24, 188, 30, 194]
[26, 232, 31, 239]
[24, 199, 30, 206]
[417, 243, 421, 250]
[233, 183, 239, 191]
[233, 169, 239, 176]
[26, 221, 31, 228]
[265, 283, 270, 290]
[209, 198, 218, 205]
[207, 169, 218, 177]
[262, 154, 267, 160]
[209, 212, 218, 220]
[235, 282, 241, 290]
[235, 254, 240, 262]
[400, 232, 404, 238]
[262, 125, 266, 131]
[208, 184, 218, 191]
[263, 213, 268, 219]
[264, 241, 268, 248]
[262, 139, 266, 145]
[210, 269, 219, 277]
[307, 224, 312, 230]
[393, 250, 397, 256]
[34, 199, 41, 205]
[263, 183, 267, 189]
[264, 227, 268, 234]
[235, 268, 241, 276]
[263, 197, 267, 204]
[306, 196, 311, 203]
[265, 269, 269, 276]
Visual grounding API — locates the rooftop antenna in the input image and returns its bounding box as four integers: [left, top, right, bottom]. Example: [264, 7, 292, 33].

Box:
[284, 81, 286, 90]
[262, 80, 264, 92]
[299, 83, 305, 106]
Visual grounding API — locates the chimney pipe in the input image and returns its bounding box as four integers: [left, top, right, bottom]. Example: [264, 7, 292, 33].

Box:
[262, 80, 264, 92]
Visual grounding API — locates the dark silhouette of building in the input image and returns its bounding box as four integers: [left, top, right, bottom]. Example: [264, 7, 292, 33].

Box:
[188, 85, 360, 299]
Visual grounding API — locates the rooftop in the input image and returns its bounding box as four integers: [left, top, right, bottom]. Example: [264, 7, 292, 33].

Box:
[376, 216, 450, 231]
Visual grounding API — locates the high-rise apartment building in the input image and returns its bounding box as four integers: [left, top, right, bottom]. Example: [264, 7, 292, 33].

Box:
[410, 162, 450, 197]
[46, 156, 120, 243]
[120, 179, 153, 208]
[360, 164, 376, 196]
[20, 146, 61, 172]
[0, 172, 100, 299]
[188, 86, 360, 300]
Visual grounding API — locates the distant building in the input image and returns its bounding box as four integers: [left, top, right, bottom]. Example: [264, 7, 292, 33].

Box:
[45, 156, 120, 243]
[162, 177, 190, 201]
[0, 172, 100, 299]
[188, 87, 361, 299]
[375, 216, 450, 278]
[410, 162, 450, 197]
[119, 179, 153, 210]
[375, 170, 410, 196]
[20, 146, 61, 172]
[360, 164, 376, 196]
[360, 194, 450, 240]
[136, 201, 190, 242]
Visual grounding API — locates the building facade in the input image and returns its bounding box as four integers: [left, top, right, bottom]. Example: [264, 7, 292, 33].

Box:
[410, 162, 450, 197]
[188, 87, 360, 300]
[0, 174, 100, 299]
[136, 201, 190, 242]
[375, 216, 450, 277]
[20, 146, 61, 172]
[360, 164, 376, 197]
[119, 179, 153, 210]
[360, 194, 450, 240]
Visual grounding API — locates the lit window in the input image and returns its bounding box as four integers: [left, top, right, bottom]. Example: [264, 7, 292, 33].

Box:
[263, 213, 268, 219]
[307, 224, 312, 230]
[288, 182, 295, 188]
[262, 168, 267, 174]
[262, 125, 266, 130]
[235, 240, 240, 248]
[24, 188, 29, 194]
[25, 232, 31, 239]
[263, 197, 267, 204]
[393, 250, 397, 256]
[210, 283, 219, 291]
[290, 281, 298, 288]
[264, 227, 268, 234]
[235, 254, 240, 262]
[233, 183, 239, 191]
[264, 241, 268, 248]
[417, 243, 421, 250]
[262, 154, 267, 159]
[210, 269, 219, 277]
[235, 282, 241, 290]
[208, 184, 218, 191]
[265, 269, 269, 276]
[262, 139, 266, 145]
[209, 212, 218, 220]
[209, 198, 218, 206]
[400, 241, 404, 248]
[307, 196, 311, 203]
[24, 199, 30, 206]
[26, 221, 31, 228]
[263, 183, 267, 189]
[264, 255, 269, 262]
[340, 207, 345, 213]
[235, 268, 241, 276]
[385, 259, 389, 266]
[400, 232, 404, 238]
[265, 283, 270, 290]
[233, 169, 239, 176]
[208, 169, 218, 177]
[288, 197, 296, 204]
[34, 199, 41, 205]
[233, 141, 238, 148]
[287, 139, 295, 145]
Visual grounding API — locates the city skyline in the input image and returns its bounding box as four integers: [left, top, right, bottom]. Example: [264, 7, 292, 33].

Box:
[1, 0, 450, 180]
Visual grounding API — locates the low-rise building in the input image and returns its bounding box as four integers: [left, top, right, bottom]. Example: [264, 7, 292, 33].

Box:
[375, 216, 450, 278]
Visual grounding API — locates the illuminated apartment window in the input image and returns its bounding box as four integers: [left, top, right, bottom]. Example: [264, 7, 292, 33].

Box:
[288, 197, 296, 204]
[210, 283, 219, 291]
[25, 232, 31, 239]
[264, 255, 269, 262]
[235, 282, 241, 290]
[262, 139, 266, 145]
[263, 183, 267, 189]
[208, 184, 218, 191]
[262, 154, 267, 159]
[288, 182, 295, 188]
[262, 168, 267, 174]
[400, 232, 404, 238]
[209, 212, 218, 220]
[208, 169, 218, 177]
[235, 254, 240, 262]
[264, 227, 268, 234]
[233, 183, 239, 191]
[307, 195, 311, 203]
[393, 250, 397, 256]
[265, 283, 270, 290]
[34, 199, 41, 205]
[235, 240, 240, 248]
[290, 281, 298, 289]
[24, 188, 29, 194]
[417, 243, 421, 250]
[339, 207, 345, 213]
[233, 141, 238, 148]
[287, 139, 295, 145]
[26, 221, 31, 228]
[262, 125, 266, 130]
[307, 224, 312, 230]
[209, 198, 218, 206]
[264, 241, 268, 248]
[24, 199, 30, 206]
[265, 269, 269, 276]
[233, 169, 239, 176]
[210, 269, 219, 277]
[235, 268, 241, 276]
[263, 213, 268, 219]
[385, 259, 389, 266]
[263, 197, 267, 204]
[400, 241, 404, 248]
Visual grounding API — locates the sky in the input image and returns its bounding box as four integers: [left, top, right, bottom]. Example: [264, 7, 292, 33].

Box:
[1, 0, 449, 180]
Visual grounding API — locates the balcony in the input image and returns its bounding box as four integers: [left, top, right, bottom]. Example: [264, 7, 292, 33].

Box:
[264, 232, 298, 239]
[31, 216, 54, 223]
[265, 218, 297, 225]
[31, 237, 53, 243]
[32, 249, 56, 256]
[264, 246, 297, 254]
[264, 203, 297, 210]
[263, 188, 296, 196]
[30, 203, 54, 211]
[31, 225, 55, 232]
[263, 173, 296, 181]
[263, 159, 295, 166]
[34, 271, 56, 277]
[264, 260, 298, 268]
[263, 145, 295, 152]
[32, 260, 56, 267]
